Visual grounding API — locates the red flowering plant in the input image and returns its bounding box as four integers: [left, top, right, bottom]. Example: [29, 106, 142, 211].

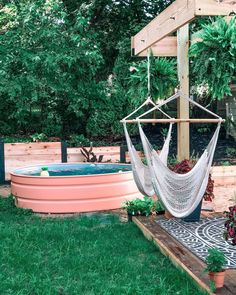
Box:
[224, 205, 236, 245]
[169, 159, 214, 201]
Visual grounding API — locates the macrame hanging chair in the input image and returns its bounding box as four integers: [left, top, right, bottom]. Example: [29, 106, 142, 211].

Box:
[122, 96, 175, 197]
[121, 51, 179, 198]
[122, 91, 223, 218]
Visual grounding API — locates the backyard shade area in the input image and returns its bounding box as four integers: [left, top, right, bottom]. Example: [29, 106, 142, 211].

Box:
[0, 0, 236, 294]
[0, 197, 207, 295]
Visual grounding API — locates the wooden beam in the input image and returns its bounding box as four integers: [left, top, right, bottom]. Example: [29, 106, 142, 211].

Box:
[133, 0, 195, 55]
[135, 36, 177, 57]
[177, 24, 190, 161]
[122, 118, 224, 124]
[132, 0, 236, 56]
[195, 0, 236, 16]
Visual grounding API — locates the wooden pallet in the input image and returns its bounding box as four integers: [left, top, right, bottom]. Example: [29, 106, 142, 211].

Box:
[133, 215, 236, 295]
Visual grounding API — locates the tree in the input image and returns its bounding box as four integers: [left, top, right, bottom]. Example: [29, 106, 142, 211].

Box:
[0, 0, 103, 136]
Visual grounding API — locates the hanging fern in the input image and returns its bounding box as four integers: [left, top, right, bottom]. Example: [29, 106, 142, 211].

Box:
[128, 56, 177, 106]
[190, 17, 236, 100]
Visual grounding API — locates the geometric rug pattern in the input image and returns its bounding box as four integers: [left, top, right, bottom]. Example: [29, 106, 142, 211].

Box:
[156, 217, 236, 269]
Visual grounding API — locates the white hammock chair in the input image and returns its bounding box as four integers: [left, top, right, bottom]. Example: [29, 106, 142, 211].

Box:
[123, 92, 223, 218]
[122, 95, 175, 197]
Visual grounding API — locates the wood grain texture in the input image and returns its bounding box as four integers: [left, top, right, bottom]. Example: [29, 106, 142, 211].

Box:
[133, 215, 236, 295]
[177, 24, 190, 161]
[132, 0, 236, 55]
[133, 0, 195, 55]
[137, 36, 177, 57]
[195, 0, 236, 16]
[5, 142, 62, 180]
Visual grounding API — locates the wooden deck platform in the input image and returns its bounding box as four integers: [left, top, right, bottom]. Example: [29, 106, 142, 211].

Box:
[133, 215, 236, 295]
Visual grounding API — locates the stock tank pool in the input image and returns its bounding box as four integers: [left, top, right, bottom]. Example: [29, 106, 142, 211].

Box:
[11, 163, 141, 213]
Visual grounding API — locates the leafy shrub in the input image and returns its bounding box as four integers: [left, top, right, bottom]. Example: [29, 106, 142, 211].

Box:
[86, 80, 130, 140]
[0, 0, 103, 137]
[123, 196, 156, 217]
[205, 248, 226, 272]
[224, 205, 236, 245]
[68, 134, 90, 147]
[226, 147, 236, 158]
[156, 201, 165, 213]
[30, 133, 48, 142]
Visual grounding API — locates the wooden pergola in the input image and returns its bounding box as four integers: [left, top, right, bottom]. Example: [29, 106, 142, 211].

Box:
[131, 0, 236, 161]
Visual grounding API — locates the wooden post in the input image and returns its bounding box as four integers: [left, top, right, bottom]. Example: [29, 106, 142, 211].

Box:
[120, 145, 127, 163]
[61, 141, 67, 163]
[0, 139, 5, 184]
[177, 24, 190, 161]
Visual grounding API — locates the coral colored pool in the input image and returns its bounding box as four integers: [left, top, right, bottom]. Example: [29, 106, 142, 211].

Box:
[11, 163, 141, 213]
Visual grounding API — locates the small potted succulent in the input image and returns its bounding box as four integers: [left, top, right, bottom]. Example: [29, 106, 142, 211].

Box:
[205, 248, 226, 289]
[224, 205, 236, 245]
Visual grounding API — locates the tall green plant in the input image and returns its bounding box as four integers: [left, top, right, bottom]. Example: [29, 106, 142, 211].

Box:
[0, 0, 103, 136]
[128, 56, 177, 106]
[190, 17, 236, 100]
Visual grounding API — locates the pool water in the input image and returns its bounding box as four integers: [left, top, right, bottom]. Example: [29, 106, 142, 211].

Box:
[14, 163, 132, 177]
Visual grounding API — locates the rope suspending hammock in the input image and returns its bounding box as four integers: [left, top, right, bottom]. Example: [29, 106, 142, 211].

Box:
[122, 92, 224, 218]
[121, 50, 176, 197]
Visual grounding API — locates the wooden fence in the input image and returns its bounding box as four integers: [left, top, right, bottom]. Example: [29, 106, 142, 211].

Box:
[0, 141, 125, 182]
[1, 141, 234, 186]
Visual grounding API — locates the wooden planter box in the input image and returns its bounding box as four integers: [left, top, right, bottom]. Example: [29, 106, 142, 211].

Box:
[1, 141, 235, 187]
[3, 143, 121, 181]
[212, 165, 236, 186]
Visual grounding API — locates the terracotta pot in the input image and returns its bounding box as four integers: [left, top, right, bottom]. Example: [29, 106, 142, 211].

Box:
[165, 210, 173, 219]
[208, 270, 226, 288]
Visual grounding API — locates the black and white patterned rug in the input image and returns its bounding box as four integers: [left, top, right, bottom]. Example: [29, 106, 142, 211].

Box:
[156, 217, 236, 269]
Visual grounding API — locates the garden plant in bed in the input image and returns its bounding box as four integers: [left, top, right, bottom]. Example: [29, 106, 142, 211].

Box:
[0, 196, 207, 295]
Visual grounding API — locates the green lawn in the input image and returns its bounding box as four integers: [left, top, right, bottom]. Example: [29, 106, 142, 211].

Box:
[0, 197, 207, 295]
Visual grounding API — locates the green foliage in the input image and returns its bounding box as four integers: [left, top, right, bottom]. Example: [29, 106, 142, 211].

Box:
[0, 195, 33, 216]
[68, 134, 90, 147]
[226, 147, 236, 158]
[156, 200, 165, 213]
[123, 196, 156, 216]
[30, 133, 48, 142]
[128, 56, 177, 106]
[86, 80, 130, 139]
[0, 0, 178, 140]
[190, 17, 236, 100]
[205, 248, 226, 273]
[0, 0, 103, 136]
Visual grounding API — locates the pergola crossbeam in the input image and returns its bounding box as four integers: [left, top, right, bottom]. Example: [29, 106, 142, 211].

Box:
[132, 36, 177, 57]
[132, 0, 236, 56]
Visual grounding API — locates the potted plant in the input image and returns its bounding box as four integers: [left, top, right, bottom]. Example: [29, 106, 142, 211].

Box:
[224, 205, 236, 245]
[123, 197, 156, 221]
[205, 248, 226, 289]
[156, 200, 165, 215]
[190, 17, 236, 101]
[122, 199, 138, 221]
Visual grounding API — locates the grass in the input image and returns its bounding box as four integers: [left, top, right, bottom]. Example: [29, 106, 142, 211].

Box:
[0, 197, 207, 295]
